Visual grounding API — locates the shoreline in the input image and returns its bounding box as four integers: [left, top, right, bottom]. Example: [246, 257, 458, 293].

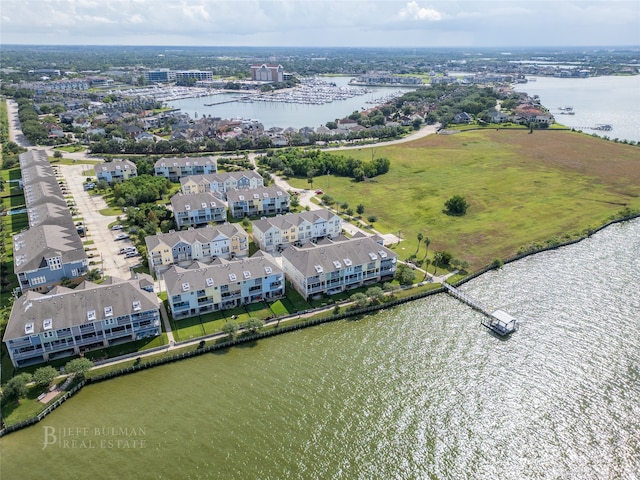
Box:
[2, 213, 639, 437]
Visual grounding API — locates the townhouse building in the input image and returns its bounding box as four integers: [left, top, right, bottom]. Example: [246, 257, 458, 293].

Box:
[281, 236, 398, 299]
[3, 276, 161, 368]
[252, 209, 342, 252]
[145, 223, 249, 275]
[227, 186, 290, 219]
[170, 192, 227, 228]
[164, 254, 284, 319]
[180, 171, 264, 197]
[95, 159, 138, 183]
[15, 150, 88, 292]
[154, 156, 217, 182]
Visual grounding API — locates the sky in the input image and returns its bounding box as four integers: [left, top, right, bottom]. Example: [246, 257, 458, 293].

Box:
[1, 0, 639, 48]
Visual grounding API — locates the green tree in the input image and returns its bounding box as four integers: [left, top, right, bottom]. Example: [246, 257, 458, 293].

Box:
[367, 215, 377, 224]
[416, 232, 423, 255]
[64, 358, 94, 378]
[433, 252, 443, 276]
[382, 282, 400, 298]
[33, 366, 58, 387]
[444, 195, 469, 216]
[86, 268, 102, 282]
[350, 292, 368, 308]
[340, 202, 349, 213]
[53, 150, 63, 159]
[356, 204, 365, 216]
[422, 237, 431, 262]
[396, 264, 416, 286]
[221, 321, 239, 339]
[366, 286, 385, 303]
[244, 318, 264, 334]
[2, 373, 33, 403]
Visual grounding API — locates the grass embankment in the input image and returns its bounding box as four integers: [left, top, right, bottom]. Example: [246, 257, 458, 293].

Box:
[289, 129, 640, 269]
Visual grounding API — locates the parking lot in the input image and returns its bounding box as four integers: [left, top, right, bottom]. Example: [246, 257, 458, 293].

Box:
[57, 163, 142, 280]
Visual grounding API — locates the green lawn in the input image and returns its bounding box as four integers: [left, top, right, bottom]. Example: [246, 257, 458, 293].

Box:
[288, 130, 640, 270]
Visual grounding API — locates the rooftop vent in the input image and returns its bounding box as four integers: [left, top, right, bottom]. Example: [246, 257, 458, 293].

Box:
[368, 252, 378, 261]
[332, 260, 342, 269]
[25, 322, 35, 335]
[104, 306, 113, 317]
[229, 273, 237, 282]
[243, 271, 251, 279]
[314, 265, 324, 274]
[205, 277, 214, 287]
[264, 266, 273, 274]
[182, 282, 190, 292]
[43, 318, 53, 330]
[343, 258, 352, 266]
[87, 310, 96, 322]
[132, 300, 141, 311]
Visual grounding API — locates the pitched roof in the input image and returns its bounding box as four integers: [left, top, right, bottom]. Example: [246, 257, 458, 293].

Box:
[281, 236, 397, 277]
[154, 156, 217, 169]
[3, 277, 158, 341]
[170, 192, 224, 211]
[13, 224, 87, 273]
[252, 208, 339, 233]
[163, 254, 282, 296]
[145, 223, 247, 251]
[226, 185, 289, 203]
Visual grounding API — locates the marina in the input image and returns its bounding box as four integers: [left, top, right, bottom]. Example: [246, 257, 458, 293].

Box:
[441, 282, 517, 336]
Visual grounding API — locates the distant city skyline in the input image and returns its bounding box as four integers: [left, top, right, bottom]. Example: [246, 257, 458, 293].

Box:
[1, 0, 639, 48]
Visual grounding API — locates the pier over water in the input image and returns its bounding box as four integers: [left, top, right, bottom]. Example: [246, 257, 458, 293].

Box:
[441, 282, 517, 336]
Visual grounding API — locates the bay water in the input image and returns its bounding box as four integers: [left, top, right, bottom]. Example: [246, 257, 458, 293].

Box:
[2, 219, 639, 479]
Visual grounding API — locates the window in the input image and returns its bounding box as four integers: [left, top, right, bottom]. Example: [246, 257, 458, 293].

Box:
[47, 256, 62, 270]
[31, 276, 47, 286]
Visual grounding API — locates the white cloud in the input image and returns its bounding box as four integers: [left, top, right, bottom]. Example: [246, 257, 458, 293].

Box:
[398, 1, 442, 21]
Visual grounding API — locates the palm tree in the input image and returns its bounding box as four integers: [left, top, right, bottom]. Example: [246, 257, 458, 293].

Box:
[433, 252, 443, 277]
[422, 237, 431, 263]
[415, 233, 423, 255]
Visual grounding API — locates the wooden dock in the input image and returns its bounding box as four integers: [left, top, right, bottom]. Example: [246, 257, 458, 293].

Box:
[441, 283, 516, 336]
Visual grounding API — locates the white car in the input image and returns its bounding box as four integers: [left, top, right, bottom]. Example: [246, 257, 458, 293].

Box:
[114, 233, 130, 241]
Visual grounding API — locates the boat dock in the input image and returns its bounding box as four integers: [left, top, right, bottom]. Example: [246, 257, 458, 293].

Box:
[441, 282, 517, 336]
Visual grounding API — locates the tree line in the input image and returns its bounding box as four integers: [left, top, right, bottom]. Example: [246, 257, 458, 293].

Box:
[261, 148, 391, 182]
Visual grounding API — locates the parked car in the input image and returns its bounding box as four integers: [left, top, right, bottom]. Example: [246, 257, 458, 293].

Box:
[315, 190, 323, 195]
[119, 247, 137, 254]
[125, 251, 140, 258]
[111, 224, 124, 231]
[114, 233, 130, 241]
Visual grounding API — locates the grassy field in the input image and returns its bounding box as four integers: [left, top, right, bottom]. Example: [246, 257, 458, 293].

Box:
[289, 129, 640, 269]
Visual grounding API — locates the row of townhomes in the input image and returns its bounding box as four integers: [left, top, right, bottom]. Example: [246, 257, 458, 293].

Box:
[145, 223, 249, 275]
[14, 150, 89, 293]
[281, 234, 397, 299]
[154, 156, 218, 181]
[180, 171, 264, 197]
[252, 209, 343, 252]
[95, 159, 138, 183]
[164, 253, 285, 319]
[4, 276, 160, 368]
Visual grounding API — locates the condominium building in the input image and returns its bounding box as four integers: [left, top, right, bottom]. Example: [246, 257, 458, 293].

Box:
[3, 276, 161, 367]
[252, 209, 342, 252]
[145, 223, 249, 275]
[180, 171, 264, 197]
[250, 64, 284, 83]
[281, 236, 398, 299]
[227, 186, 290, 218]
[164, 254, 284, 319]
[170, 192, 227, 228]
[154, 156, 217, 182]
[95, 159, 138, 183]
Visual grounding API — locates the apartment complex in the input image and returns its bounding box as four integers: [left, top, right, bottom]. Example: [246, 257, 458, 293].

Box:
[95, 159, 137, 183]
[154, 156, 217, 182]
[250, 64, 284, 83]
[164, 254, 284, 319]
[281, 236, 397, 299]
[252, 209, 342, 252]
[15, 150, 88, 293]
[145, 223, 249, 275]
[3, 276, 160, 367]
[227, 186, 290, 218]
[170, 192, 227, 229]
[180, 171, 264, 197]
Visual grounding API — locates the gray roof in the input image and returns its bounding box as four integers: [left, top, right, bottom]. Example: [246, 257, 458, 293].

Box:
[18, 150, 49, 169]
[145, 223, 247, 251]
[164, 253, 282, 296]
[281, 236, 397, 277]
[179, 170, 263, 187]
[21, 164, 56, 184]
[27, 203, 75, 229]
[95, 159, 137, 174]
[226, 185, 289, 203]
[3, 277, 159, 341]
[13, 224, 87, 273]
[22, 178, 67, 209]
[252, 208, 338, 233]
[170, 192, 225, 211]
[154, 156, 217, 169]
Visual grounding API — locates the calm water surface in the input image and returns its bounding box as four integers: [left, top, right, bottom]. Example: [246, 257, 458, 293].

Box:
[2, 219, 639, 479]
[515, 75, 640, 143]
